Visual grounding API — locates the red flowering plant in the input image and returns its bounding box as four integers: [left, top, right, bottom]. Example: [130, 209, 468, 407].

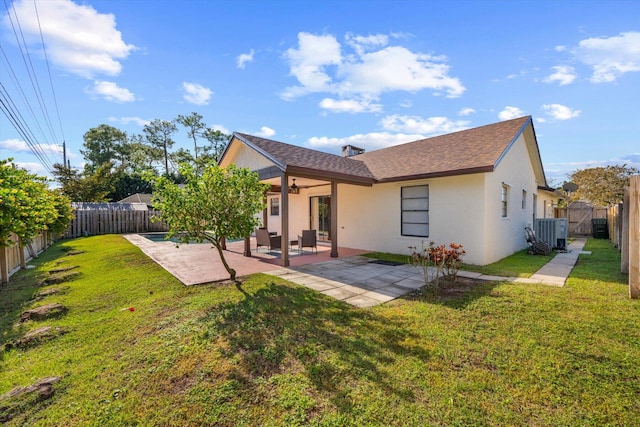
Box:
[409, 241, 466, 287]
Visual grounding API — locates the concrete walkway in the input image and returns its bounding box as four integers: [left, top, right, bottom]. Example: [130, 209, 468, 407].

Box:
[125, 233, 588, 308]
[266, 238, 589, 307]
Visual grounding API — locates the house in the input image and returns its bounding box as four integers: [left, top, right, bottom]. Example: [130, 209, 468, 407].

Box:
[117, 193, 154, 210]
[219, 116, 558, 266]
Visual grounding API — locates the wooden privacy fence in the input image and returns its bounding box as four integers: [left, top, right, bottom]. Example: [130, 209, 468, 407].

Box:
[555, 204, 607, 236]
[65, 209, 168, 238]
[1, 232, 50, 284]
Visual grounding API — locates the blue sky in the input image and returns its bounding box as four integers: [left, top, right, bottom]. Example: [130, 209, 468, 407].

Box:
[1, 0, 639, 184]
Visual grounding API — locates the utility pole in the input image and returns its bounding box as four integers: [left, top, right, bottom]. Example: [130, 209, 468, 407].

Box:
[62, 141, 67, 167]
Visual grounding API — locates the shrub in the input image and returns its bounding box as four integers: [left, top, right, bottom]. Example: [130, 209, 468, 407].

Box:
[409, 241, 466, 287]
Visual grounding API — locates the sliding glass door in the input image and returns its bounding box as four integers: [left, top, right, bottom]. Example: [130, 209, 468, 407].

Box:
[310, 196, 331, 242]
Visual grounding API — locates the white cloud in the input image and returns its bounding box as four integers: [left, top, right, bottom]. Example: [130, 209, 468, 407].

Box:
[236, 49, 254, 69]
[319, 97, 382, 113]
[575, 31, 640, 82]
[498, 106, 525, 121]
[88, 80, 136, 102]
[108, 116, 150, 126]
[308, 131, 425, 151]
[545, 156, 640, 182]
[458, 107, 475, 116]
[255, 126, 275, 137]
[0, 138, 63, 155]
[541, 103, 581, 120]
[3, 0, 136, 78]
[543, 65, 577, 85]
[555, 45, 567, 52]
[209, 124, 230, 135]
[281, 32, 465, 103]
[400, 100, 412, 108]
[182, 82, 213, 105]
[380, 115, 470, 135]
[13, 161, 47, 175]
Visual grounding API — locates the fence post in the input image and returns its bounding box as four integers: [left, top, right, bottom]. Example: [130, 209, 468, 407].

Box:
[629, 176, 639, 299]
[622, 187, 630, 274]
[0, 246, 8, 284]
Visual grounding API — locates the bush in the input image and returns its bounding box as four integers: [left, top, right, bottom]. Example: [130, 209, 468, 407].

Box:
[409, 242, 466, 287]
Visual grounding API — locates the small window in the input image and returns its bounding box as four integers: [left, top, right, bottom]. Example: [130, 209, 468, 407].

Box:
[501, 184, 509, 218]
[522, 190, 527, 210]
[270, 198, 279, 216]
[401, 185, 429, 237]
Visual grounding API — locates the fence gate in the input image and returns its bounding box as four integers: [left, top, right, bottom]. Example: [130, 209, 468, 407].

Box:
[555, 206, 607, 236]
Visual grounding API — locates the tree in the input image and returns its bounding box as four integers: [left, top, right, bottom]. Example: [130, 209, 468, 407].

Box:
[52, 162, 115, 202]
[176, 112, 206, 160]
[143, 119, 177, 176]
[203, 128, 230, 164]
[149, 163, 269, 281]
[0, 160, 71, 247]
[569, 164, 639, 206]
[81, 124, 128, 172]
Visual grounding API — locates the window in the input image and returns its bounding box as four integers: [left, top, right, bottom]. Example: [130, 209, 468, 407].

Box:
[401, 185, 429, 237]
[522, 190, 527, 210]
[501, 184, 509, 218]
[270, 198, 279, 216]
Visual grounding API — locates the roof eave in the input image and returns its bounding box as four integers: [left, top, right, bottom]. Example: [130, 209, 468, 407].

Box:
[375, 165, 495, 183]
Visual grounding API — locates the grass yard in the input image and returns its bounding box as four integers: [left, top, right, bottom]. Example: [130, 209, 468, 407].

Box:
[1, 236, 639, 426]
[365, 248, 557, 278]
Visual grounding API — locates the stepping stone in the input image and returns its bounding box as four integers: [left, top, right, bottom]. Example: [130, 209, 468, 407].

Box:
[6, 326, 68, 349]
[43, 270, 80, 285]
[48, 265, 78, 274]
[34, 286, 69, 299]
[20, 303, 67, 322]
[0, 377, 61, 423]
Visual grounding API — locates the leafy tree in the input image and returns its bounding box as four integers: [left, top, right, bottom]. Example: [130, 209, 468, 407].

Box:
[203, 128, 230, 164]
[149, 163, 269, 281]
[81, 124, 128, 172]
[143, 119, 177, 176]
[176, 112, 206, 160]
[0, 160, 71, 247]
[52, 163, 115, 202]
[569, 164, 639, 206]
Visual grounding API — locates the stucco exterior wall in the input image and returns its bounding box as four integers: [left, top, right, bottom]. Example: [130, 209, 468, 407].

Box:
[219, 139, 275, 171]
[336, 175, 488, 265]
[482, 133, 540, 264]
[537, 190, 558, 219]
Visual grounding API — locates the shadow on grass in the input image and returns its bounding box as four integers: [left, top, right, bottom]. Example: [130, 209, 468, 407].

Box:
[401, 277, 501, 310]
[0, 242, 75, 356]
[198, 278, 430, 413]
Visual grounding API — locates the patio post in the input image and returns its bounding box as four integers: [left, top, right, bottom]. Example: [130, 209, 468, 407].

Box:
[331, 181, 338, 258]
[281, 172, 290, 267]
[243, 236, 251, 257]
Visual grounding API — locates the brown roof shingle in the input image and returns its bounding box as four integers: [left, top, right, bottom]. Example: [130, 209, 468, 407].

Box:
[233, 132, 375, 182]
[232, 116, 533, 183]
[354, 116, 532, 181]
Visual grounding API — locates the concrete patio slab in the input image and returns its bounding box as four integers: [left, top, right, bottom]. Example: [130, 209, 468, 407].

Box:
[125, 233, 588, 308]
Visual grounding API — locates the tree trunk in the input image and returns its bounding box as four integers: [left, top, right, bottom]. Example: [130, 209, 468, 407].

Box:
[213, 242, 236, 281]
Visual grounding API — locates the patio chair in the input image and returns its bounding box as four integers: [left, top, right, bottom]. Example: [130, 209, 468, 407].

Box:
[297, 229, 317, 254]
[255, 228, 281, 252]
[525, 227, 552, 256]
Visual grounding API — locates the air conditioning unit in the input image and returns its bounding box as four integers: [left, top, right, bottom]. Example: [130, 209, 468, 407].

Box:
[534, 218, 568, 250]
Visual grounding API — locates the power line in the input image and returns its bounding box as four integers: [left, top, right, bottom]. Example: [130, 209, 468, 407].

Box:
[33, 0, 65, 163]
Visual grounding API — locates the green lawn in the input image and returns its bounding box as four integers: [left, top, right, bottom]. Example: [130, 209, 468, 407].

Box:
[365, 247, 557, 277]
[1, 236, 638, 426]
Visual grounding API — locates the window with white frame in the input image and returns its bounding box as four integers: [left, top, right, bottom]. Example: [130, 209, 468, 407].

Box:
[501, 184, 509, 218]
[522, 190, 527, 210]
[401, 185, 429, 237]
[270, 197, 279, 216]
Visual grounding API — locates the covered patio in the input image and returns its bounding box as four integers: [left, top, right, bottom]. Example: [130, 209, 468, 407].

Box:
[219, 133, 376, 267]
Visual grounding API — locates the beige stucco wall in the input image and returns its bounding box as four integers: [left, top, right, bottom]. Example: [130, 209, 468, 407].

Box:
[537, 189, 558, 218]
[481, 133, 541, 264]
[219, 139, 275, 171]
[336, 174, 488, 265]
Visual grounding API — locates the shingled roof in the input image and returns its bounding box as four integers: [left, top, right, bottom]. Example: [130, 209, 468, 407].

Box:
[232, 132, 375, 184]
[229, 116, 537, 184]
[355, 116, 533, 182]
